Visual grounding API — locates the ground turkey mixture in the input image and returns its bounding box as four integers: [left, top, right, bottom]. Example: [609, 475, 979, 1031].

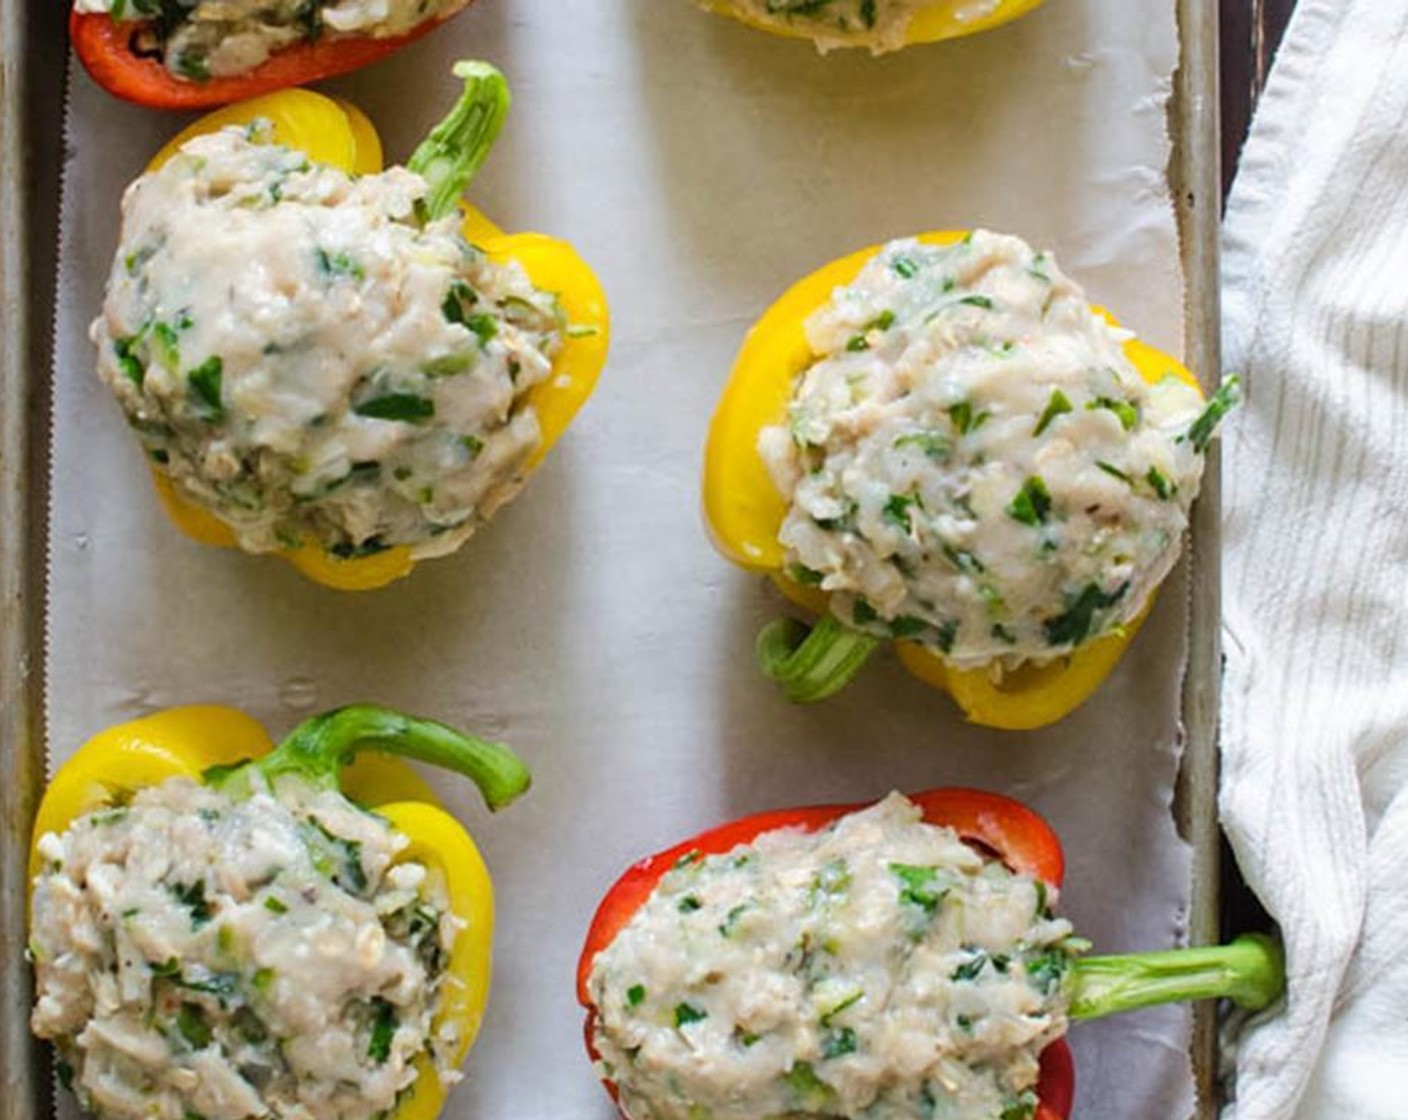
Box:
[760, 231, 1215, 670]
[93, 121, 564, 561]
[30, 774, 462, 1120]
[74, 0, 461, 81]
[589, 793, 1084, 1120]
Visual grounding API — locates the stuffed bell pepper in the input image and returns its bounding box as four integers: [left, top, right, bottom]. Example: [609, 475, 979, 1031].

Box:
[698, 0, 1048, 54]
[71, 0, 477, 110]
[578, 789, 1282, 1120]
[92, 61, 609, 591]
[28, 702, 529, 1120]
[704, 230, 1237, 728]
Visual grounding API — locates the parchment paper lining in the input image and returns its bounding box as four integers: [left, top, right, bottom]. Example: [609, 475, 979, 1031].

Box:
[48, 2, 1190, 1116]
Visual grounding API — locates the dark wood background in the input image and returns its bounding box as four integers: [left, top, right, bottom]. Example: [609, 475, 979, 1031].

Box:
[1218, 0, 1296, 937]
[1221, 0, 1297, 196]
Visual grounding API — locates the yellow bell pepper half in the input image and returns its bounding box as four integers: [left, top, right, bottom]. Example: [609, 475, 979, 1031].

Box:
[704, 0, 1048, 49]
[30, 703, 529, 1119]
[144, 67, 609, 592]
[703, 231, 1203, 730]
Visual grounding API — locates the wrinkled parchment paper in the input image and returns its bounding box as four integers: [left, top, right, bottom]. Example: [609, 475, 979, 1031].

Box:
[49, 2, 1192, 1116]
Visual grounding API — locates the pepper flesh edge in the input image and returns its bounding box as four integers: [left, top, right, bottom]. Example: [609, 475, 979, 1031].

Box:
[703, 0, 1049, 47]
[28, 704, 494, 1120]
[140, 88, 608, 590]
[70, 0, 477, 111]
[575, 787, 1072, 1118]
[702, 230, 1203, 727]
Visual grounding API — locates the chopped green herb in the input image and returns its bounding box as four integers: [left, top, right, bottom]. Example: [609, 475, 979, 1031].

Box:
[787, 563, 825, 586]
[1096, 460, 1134, 485]
[151, 957, 181, 977]
[187, 357, 224, 421]
[315, 249, 365, 281]
[173, 53, 211, 82]
[888, 615, 929, 640]
[958, 294, 995, 310]
[113, 336, 145, 388]
[819, 990, 863, 1026]
[811, 858, 851, 900]
[951, 949, 989, 982]
[1087, 395, 1138, 430]
[673, 850, 703, 870]
[1001, 1092, 1039, 1120]
[626, 984, 646, 1007]
[883, 492, 921, 533]
[354, 394, 435, 424]
[252, 968, 275, 993]
[263, 896, 288, 915]
[934, 620, 958, 654]
[892, 256, 920, 279]
[678, 895, 702, 914]
[1007, 476, 1053, 527]
[461, 434, 485, 459]
[823, 1027, 858, 1059]
[151, 321, 180, 373]
[422, 351, 475, 378]
[942, 545, 985, 575]
[179, 971, 239, 1002]
[1043, 581, 1129, 647]
[852, 598, 879, 626]
[956, 1013, 974, 1033]
[1183, 374, 1241, 452]
[1146, 465, 1176, 499]
[176, 1003, 211, 1049]
[893, 429, 951, 461]
[719, 904, 750, 938]
[1033, 388, 1072, 436]
[674, 1003, 707, 1027]
[890, 863, 946, 915]
[172, 881, 213, 929]
[784, 1061, 834, 1108]
[845, 334, 871, 353]
[1025, 949, 1070, 996]
[441, 279, 478, 325]
[947, 401, 990, 435]
[466, 313, 499, 348]
[367, 996, 397, 1062]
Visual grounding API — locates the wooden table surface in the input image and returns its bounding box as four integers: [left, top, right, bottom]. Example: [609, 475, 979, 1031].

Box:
[1218, 0, 1297, 938]
[1221, 0, 1298, 196]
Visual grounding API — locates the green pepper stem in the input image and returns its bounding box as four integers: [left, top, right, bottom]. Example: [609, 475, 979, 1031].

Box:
[756, 615, 879, 704]
[212, 705, 531, 812]
[407, 60, 511, 222]
[1068, 934, 1284, 1022]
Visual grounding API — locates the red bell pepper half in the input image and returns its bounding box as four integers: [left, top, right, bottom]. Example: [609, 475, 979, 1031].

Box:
[70, 0, 475, 110]
[576, 788, 1283, 1120]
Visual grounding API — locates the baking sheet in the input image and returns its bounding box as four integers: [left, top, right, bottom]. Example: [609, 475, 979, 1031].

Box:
[47, 2, 1195, 1117]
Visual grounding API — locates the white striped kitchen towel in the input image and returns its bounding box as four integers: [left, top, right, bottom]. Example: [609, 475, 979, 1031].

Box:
[1220, 1, 1408, 1117]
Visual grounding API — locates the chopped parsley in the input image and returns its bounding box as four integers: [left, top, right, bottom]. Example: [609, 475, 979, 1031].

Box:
[947, 400, 991, 436]
[893, 429, 952, 461]
[674, 1002, 707, 1027]
[1087, 395, 1138, 430]
[367, 997, 397, 1062]
[883, 492, 922, 533]
[1033, 388, 1072, 436]
[353, 393, 435, 424]
[187, 357, 224, 421]
[1007, 476, 1053, 526]
[1043, 581, 1129, 647]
